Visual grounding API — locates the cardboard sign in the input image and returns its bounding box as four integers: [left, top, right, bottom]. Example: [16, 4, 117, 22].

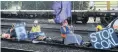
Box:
[90, 28, 118, 49]
[15, 22, 27, 40]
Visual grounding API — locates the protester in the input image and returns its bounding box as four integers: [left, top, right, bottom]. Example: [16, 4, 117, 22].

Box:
[60, 20, 71, 43]
[60, 20, 84, 46]
[2, 24, 16, 39]
[96, 25, 103, 31]
[29, 20, 46, 41]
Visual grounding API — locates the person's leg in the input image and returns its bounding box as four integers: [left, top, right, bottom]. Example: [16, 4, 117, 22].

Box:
[10, 31, 17, 39]
[61, 34, 66, 44]
[30, 32, 40, 38]
[29, 33, 36, 40]
[38, 32, 45, 36]
[36, 32, 47, 41]
[62, 38, 65, 44]
[34, 32, 39, 38]
[30, 32, 44, 40]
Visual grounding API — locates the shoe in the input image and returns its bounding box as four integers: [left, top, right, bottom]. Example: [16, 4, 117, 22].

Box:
[45, 37, 51, 41]
[32, 40, 40, 43]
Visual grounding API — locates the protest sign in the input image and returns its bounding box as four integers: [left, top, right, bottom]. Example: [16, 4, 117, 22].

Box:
[15, 22, 27, 40]
[90, 28, 118, 49]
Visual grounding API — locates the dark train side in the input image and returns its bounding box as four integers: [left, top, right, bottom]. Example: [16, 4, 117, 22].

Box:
[1, 10, 118, 24]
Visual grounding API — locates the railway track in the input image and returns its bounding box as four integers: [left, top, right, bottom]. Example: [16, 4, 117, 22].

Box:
[1, 47, 33, 52]
[1, 18, 51, 24]
[0, 40, 99, 52]
[1, 17, 101, 24]
[2, 18, 117, 52]
[1, 38, 118, 52]
[1, 26, 118, 52]
[1, 17, 100, 32]
[1, 25, 94, 34]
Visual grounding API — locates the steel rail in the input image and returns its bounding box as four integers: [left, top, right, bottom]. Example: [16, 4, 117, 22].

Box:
[1, 25, 95, 33]
[1, 47, 33, 52]
[1, 10, 118, 12]
[1, 26, 118, 52]
[1, 38, 118, 52]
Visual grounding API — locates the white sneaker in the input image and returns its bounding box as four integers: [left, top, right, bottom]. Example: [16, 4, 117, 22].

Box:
[32, 39, 47, 43]
[32, 40, 40, 43]
[47, 37, 52, 40]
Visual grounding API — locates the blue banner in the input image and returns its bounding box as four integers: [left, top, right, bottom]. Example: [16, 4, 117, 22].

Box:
[89, 28, 118, 49]
[52, 1, 62, 15]
[52, 1, 72, 23]
[15, 22, 27, 40]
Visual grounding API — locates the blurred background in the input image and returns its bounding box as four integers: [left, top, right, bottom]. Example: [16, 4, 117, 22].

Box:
[1, 1, 118, 10]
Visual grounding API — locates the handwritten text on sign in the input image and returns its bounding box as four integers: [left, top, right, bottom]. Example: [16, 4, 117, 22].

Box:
[90, 28, 118, 49]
